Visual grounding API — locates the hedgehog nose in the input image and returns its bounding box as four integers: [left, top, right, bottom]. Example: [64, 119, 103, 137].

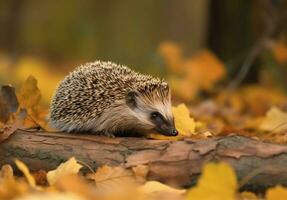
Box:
[171, 128, 178, 136]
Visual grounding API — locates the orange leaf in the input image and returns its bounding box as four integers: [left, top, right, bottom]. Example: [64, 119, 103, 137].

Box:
[266, 185, 287, 200]
[17, 75, 41, 110]
[184, 49, 225, 91]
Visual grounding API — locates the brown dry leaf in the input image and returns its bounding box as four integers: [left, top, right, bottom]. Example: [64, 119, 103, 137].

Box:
[271, 41, 287, 64]
[17, 75, 41, 110]
[47, 157, 83, 186]
[15, 159, 36, 188]
[266, 185, 287, 200]
[1, 85, 19, 113]
[88, 165, 136, 192]
[25, 106, 55, 131]
[158, 41, 183, 72]
[16, 76, 53, 130]
[260, 107, 287, 133]
[32, 170, 47, 186]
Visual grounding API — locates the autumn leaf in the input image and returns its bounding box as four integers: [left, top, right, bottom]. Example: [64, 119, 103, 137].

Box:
[15, 159, 36, 188]
[183, 49, 225, 91]
[32, 170, 47, 186]
[47, 157, 83, 186]
[14, 192, 86, 200]
[0, 164, 13, 180]
[162, 47, 226, 101]
[186, 162, 237, 200]
[266, 185, 287, 200]
[1, 85, 19, 113]
[87, 165, 136, 192]
[173, 103, 196, 136]
[17, 75, 41, 110]
[0, 175, 29, 200]
[55, 174, 98, 200]
[15, 56, 64, 103]
[147, 103, 197, 140]
[16, 76, 53, 130]
[138, 181, 186, 195]
[239, 85, 287, 115]
[260, 107, 287, 133]
[239, 191, 258, 200]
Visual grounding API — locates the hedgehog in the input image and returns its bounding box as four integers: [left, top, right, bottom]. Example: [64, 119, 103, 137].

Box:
[49, 61, 178, 137]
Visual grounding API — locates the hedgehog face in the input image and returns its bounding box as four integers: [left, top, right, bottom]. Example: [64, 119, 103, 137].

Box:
[126, 89, 178, 136]
[149, 111, 178, 136]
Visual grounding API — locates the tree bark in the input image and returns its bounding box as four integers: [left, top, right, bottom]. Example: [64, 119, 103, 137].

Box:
[1, 130, 287, 191]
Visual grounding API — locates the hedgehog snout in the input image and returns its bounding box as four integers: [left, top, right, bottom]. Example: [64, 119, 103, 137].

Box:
[150, 111, 178, 136]
[155, 124, 178, 136]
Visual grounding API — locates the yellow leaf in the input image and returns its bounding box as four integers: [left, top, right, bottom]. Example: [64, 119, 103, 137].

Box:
[186, 162, 237, 200]
[15, 159, 36, 188]
[47, 157, 82, 186]
[172, 103, 196, 136]
[138, 181, 186, 195]
[240, 191, 258, 200]
[266, 185, 287, 200]
[87, 165, 136, 192]
[0, 177, 29, 199]
[17, 75, 41, 109]
[15, 56, 64, 104]
[260, 107, 287, 132]
[147, 103, 196, 140]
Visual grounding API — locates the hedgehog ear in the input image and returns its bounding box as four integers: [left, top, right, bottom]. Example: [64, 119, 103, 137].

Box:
[126, 91, 138, 109]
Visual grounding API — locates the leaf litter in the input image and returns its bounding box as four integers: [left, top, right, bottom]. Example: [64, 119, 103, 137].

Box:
[1, 43, 287, 199]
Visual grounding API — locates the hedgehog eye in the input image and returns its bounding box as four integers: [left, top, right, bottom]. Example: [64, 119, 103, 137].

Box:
[150, 111, 161, 119]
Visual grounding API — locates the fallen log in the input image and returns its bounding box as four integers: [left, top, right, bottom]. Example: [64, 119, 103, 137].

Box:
[1, 130, 287, 191]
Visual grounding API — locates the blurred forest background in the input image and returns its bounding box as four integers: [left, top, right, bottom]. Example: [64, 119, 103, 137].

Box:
[0, 0, 287, 104]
